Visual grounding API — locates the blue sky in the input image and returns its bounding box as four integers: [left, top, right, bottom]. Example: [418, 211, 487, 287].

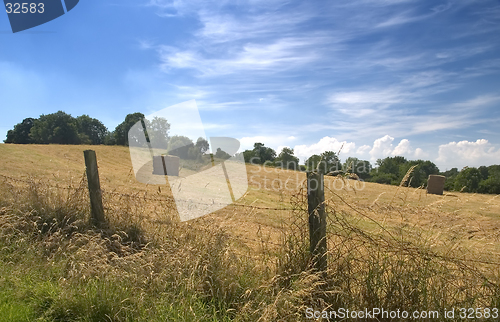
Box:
[1, 0, 499, 170]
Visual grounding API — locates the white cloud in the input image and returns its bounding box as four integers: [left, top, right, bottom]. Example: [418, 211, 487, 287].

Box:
[328, 89, 410, 109]
[436, 139, 500, 169]
[356, 145, 371, 155]
[293, 136, 356, 159]
[159, 37, 322, 77]
[276, 145, 289, 155]
[412, 117, 467, 133]
[368, 136, 426, 162]
[392, 138, 412, 156]
[328, 88, 417, 121]
[196, 100, 244, 110]
[401, 70, 451, 88]
[369, 135, 395, 161]
[290, 135, 430, 163]
[145, 0, 500, 150]
[414, 147, 429, 158]
[375, 2, 451, 28]
[450, 94, 500, 110]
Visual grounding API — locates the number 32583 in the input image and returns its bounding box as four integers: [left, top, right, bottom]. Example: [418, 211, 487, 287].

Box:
[5, 3, 45, 14]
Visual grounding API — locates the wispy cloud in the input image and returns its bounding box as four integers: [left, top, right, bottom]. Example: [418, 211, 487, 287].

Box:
[158, 37, 323, 77]
[141, 0, 500, 167]
[375, 2, 452, 28]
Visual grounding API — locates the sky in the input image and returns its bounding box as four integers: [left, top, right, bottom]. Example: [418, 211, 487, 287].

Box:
[1, 0, 499, 171]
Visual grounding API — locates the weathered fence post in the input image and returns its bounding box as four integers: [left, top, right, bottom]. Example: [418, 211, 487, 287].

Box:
[307, 171, 327, 273]
[84, 150, 105, 226]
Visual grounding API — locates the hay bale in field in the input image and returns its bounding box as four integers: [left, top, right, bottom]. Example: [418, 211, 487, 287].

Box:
[152, 155, 180, 176]
[427, 175, 446, 195]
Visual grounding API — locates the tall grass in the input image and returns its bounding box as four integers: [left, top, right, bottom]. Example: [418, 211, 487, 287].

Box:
[0, 172, 499, 321]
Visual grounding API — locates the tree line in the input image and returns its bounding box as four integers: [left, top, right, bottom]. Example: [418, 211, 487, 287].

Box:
[4, 111, 211, 161]
[5, 111, 131, 145]
[241, 143, 500, 195]
[5, 112, 499, 194]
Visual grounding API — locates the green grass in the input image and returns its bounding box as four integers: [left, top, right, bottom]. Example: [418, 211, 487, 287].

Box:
[0, 290, 34, 322]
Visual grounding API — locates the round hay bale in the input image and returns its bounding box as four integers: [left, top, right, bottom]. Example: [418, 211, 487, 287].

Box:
[427, 175, 446, 195]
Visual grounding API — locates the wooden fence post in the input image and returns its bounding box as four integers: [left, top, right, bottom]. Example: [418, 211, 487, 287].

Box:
[84, 150, 105, 226]
[307, 171, 327, 273]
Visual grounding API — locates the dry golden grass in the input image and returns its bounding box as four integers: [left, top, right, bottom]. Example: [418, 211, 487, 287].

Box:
[1, 143, 499, 259]
[1, 144, 500, 321]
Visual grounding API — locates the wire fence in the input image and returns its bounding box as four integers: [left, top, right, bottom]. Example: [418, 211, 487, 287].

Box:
[0, 173, 294, 211]
[0, 173, 291, 251]
[3, 173, 499, 266]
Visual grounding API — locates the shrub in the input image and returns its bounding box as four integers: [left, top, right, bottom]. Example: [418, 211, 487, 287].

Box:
[478, 175, 500, 194]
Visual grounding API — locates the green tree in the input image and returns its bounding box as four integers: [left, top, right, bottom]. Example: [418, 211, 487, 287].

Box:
[487, 165, 500, 176]
[215, 148, 231, 160]
[168, 135, 195, 159]
[103, 132, 116, 145]
[195, 137, 210, 154]
[252, 143, 276, 164]
[369, 156, 408, 185]
[146, 116, 170, 149]
[76, 115, 108, 145]
[4, 117, 35, 144]
[442, 168, 459, 177]
[344, 157, 372, 180]
[477, 165, 500, 194]
[275, 147, 300, 170]
[399, 160, 439, 187]
[114, 112, 146, 146]
[305, 154, 321, 171]
[30, 111, 80, 144]
[376, 156, 407, 176]
[242, 150, 257, 163]
[442, 168, 459, 191]
[319, 151, 341, 174]
[454, 167, 482, 192]
[478, 173, 500, 194]
[478, 166, 489, 181]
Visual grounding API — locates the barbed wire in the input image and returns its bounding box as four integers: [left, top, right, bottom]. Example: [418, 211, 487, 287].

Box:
[0, 173, 294, 211]
[3, 174, 500, 266]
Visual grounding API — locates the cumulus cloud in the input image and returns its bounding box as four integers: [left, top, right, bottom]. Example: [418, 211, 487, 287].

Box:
[436, 139, 500, 169]
[293, 136, 356, 159]
[414, 147, 429, 158]
[391, 138, 413, 156]
[369, 135, 395, 161]
[288, 135, 429, 163]
[356, 145, 371, 155]
[369, 135, 426, 162]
